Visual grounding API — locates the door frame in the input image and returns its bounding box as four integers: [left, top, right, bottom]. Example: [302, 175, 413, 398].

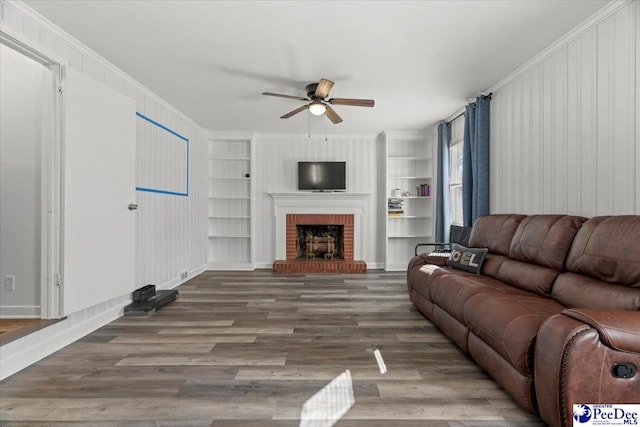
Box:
[1, 25, 65, 319]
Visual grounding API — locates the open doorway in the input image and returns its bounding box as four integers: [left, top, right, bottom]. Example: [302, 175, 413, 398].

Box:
[0, 39, 59, 340]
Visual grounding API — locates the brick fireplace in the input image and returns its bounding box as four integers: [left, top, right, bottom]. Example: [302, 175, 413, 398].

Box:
[269, 193, 370, 273]
[274, 213, 366, 273]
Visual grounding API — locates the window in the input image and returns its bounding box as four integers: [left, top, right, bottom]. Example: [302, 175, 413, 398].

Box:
[449, 117, 464, 226]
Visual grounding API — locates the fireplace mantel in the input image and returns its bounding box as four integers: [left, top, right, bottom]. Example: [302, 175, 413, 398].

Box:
[268, 192, 371, 261]
[268, 192, 371, 203]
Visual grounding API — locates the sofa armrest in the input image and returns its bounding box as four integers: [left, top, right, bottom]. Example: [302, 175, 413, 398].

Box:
[535, 310, 640, 427]
[562, 309, 640, 353]
[407, 254, 448, 298]
[408, 253, 448, 269]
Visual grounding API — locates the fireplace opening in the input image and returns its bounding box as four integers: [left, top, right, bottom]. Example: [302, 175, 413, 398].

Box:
[296, 225, 344, 260]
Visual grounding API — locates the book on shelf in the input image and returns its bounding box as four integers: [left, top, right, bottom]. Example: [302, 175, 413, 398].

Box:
[388, 197, 404, 216]
[416, 184, 431, 197]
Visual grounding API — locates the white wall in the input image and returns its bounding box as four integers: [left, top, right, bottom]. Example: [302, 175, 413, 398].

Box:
[490, 1, 638, 216]
[0, 43, 43, 317]
[1, 1, 208, 290]
[253, 134, 385, 267]
[0, 0, 207, 379]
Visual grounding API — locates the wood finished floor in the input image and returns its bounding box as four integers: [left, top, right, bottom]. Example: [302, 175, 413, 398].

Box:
[0, 270, 544, 426]
[0, 319, 64, 346]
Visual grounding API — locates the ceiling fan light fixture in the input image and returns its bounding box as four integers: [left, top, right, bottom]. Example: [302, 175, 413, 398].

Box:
[308, 101, 327, 116]
[263, 79, 372, 124]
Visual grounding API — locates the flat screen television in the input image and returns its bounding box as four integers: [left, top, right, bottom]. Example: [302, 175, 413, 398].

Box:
[297, 161, 346, 192]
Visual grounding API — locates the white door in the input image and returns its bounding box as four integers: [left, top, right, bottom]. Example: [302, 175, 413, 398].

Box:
[61, 67, 136, 316]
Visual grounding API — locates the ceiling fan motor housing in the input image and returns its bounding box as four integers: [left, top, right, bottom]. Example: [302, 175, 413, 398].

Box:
[306, 83, 320, 99]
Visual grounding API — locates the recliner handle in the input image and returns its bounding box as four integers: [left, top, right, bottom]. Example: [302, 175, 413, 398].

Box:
[611, 363, 636, 379]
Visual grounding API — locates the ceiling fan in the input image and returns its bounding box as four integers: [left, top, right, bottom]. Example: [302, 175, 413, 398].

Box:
[262, 78, 375, 124]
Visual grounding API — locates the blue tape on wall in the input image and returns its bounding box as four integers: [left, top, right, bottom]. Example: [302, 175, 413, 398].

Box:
[135, 112, 189, 197]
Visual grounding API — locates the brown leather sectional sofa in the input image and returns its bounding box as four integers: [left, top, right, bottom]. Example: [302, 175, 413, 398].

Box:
[407, 214, 640, 427]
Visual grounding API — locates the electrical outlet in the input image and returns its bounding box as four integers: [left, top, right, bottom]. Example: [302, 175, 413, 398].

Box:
[180, 271, 188, 280]
[4, 275, 15, 291]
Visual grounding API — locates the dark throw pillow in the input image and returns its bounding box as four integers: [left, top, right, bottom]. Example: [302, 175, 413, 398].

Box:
[446, 244, 488, 274]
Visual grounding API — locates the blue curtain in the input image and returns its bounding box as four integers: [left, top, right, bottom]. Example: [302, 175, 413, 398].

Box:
[435, 122, 451, 243]
[462, 96, 490, 227]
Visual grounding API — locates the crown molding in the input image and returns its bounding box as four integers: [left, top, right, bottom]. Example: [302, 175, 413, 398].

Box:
[486, 0, 632, 94]
[0, 23, 66, 66]
[2, 0, 206, 134]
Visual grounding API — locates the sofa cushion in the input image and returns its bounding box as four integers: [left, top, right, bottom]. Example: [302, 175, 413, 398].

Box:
[495, 260, 561, 296]
[468, 214, 526, 257]
[490, 215, 585, 296]
[552, 273, 640, 311]
[553, 216, 640, 310]
[446, 244, 488, 274]
[564, 216, 640, 287]
[479, 253, 511, 277]
[509, 215, 586, 270]
[430, 273, 532, 325]
[463, 292, 565, 376]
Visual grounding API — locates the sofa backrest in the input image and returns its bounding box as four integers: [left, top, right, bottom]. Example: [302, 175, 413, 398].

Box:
[552, 216, 640, 310]
[509, 215, 586, 270]
[469, 214, 526, 256]
[494, 215, 585, 296]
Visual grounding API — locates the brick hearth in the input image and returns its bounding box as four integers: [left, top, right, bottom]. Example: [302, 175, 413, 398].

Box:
[272, 259, 367, 273]
[273, 213, 366, 273]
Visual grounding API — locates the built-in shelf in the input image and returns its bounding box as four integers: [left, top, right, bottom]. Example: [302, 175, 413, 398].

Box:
[384, 132, 435, 271]
[207, 136, 255, 270]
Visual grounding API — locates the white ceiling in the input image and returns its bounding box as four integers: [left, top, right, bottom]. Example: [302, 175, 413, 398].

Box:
[25, 0, 610, 135]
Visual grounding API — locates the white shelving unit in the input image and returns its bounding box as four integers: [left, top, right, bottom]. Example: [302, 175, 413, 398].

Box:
[207, 134, 255, 270]
[384, 132, 435, 271]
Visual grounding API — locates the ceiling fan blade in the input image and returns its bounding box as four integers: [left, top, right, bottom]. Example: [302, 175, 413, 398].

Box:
[280, 104, 310, 119]
[315, 79, 335, 98]
[328, 98, 375, 107]
[263, 92, 308, 101]
[324, 105, 343, 124]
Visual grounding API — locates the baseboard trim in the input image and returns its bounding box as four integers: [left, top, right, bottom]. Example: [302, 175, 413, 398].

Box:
[0, 306, 41, 318]
[0, 267, 207, 381]
[0, 300, 123, 381]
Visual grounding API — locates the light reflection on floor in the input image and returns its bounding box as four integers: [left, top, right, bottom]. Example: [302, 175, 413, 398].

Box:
[299, 349, 388, 426]
[373, 348, 387, 374]
[299, 369, 355, 427]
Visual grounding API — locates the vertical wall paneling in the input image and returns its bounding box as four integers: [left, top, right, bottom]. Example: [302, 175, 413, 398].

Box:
[596, 5, 635, 215]
[568, 27, 598, 217]
[252, 134, 382, 268]
[1, 0, 207, 291]
[490, 1, 637, 216]
[0, 0, 207, 379]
